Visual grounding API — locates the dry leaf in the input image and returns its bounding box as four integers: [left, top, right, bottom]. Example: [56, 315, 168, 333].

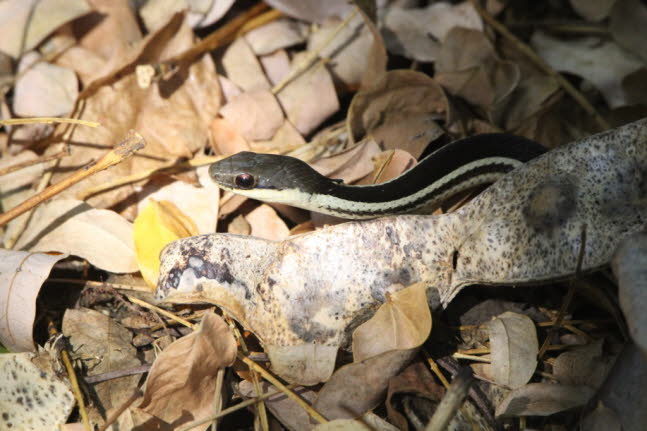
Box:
[251, 119, 307, 154]
[383, 1, 482, 62]
[238, 380, 317, 430]
[62, 308, 141, 416]
[531, 30, 643, 108]
[553, 339, 609, 388]
[277, 51, 340, 135]
[0, 352, 75, 430]
[0, 250, 67, 352]
[139, 311, 237, 426]
[0, 0, 92, 58]
[54, 15, 221, 208]
[134, 199, 197, 287]
[138, 179, 219, 235]
[14, 199, 138, 273]
[347, 69, 447, 158]
[352, 282, 431, 362]
[13, 53, 78, 117]
[259, 49, 292, 87]
[218, 74, 242, 103]
[264, 0, 353, 23]
[210, 117, 251, 155]
[436, 27, 520, 118]
[312, 418, 396, 431]
[245, 18, 308, 55]
[266, 344, 339, 385]
[357, 149, 416, 185]
[495, 383, 595, 417]
[314, 349, 417, 419]
[245, 204, 290, 241]
[310, 139, 381, 183]
[140, 0, 236, 31]
[307, 13, 373, 87]
[220, 90, 285, 141]
[485, 311, 538, 389]
[222, 37, 271, 92]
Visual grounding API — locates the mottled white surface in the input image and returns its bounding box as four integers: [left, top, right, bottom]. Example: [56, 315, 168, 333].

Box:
[157, 119, 647, 383]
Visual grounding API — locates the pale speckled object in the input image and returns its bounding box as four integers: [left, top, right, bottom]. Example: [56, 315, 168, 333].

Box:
[157, 118, 647, 384]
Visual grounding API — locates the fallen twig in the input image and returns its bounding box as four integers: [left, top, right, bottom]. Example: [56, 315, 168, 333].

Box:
[0, 130, 145, 227]
[0, 147, 69, 177]
[425, 367, 474, 431]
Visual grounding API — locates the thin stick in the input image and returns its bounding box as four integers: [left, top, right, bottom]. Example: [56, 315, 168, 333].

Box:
[47, 277, 152, 293]
[177, 384, 297, 431]
[468, 0, 610, 131]
[0, 117, 100, 127]
[537, 224, 587, 359]
[0, 130, 145, 227]
[425, 368, 474, 431]
[238, 353, 328, 424]
[126, 295, 195, 330]
[422, 349, 451, 389]
[76, 155, 222, 200]
[211, 368, 226, 431]
[0, 148, 69, 177]
[97, 389, 143, 431]
[48, 321, 92, 431]
[271, 8, 359, 95]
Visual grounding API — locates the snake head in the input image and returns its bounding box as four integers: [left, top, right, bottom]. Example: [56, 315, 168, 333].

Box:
[208, 151, 330, 206]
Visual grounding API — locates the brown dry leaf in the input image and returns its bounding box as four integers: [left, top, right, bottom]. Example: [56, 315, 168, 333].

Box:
[0, 251, 67, 352]
[312, 417, 399, 431]
[383, 1, 482, 62]
[358, 149, 416, 185]
[222, 37, 271, 92]
[13, 53, 78, 117]
[277, 52, 340, 135]
[484, 311, 538, 389]
[347, 69, 447, 158]
[245, 18, 308, 55]
[218, 74, 242, 103]
[245, 204, 290, 241]
[138, 179, 219, 235]
[531, 30, 643, 108]
[62, 308, 142, 417]
[54, 14, 221, 208]
[0, 0, 91, 58]
[0, 352, 75, 430]
[610, 0, 647, 63]
[313, 349, 417, 420]
[0, 150, 46, 248]
[352, 282, 431, 362]
[495, 383, 595, 417]
[13, 199, 137, 273]
[134, 199, 197, 287]
[264, 0, 353, 23]
[251, 119, 307, 154]
[552, 339, 609, 388]
[139, 311, 237, 426]
[308, 13, 373, 87]
[220, 90, 285, 141]
[259, 50, 292, 87]
[311, 139, 381, 183]
[140, 0, 236, 32]
[228, 214, 251, 235]
[570, 0, 616, 21]
[210, 117, 251, 155]
[580, 401, 622, 431]
[436, 27, 520, 120]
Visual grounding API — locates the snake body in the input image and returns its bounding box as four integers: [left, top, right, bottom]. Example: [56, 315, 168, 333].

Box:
[209, 134, 546, 219]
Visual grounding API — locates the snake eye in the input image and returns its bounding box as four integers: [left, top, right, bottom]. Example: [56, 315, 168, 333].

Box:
[234, 173, 255, 189]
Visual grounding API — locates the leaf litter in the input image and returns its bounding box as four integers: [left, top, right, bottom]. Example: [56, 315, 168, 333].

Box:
[0, 0, 645, 430]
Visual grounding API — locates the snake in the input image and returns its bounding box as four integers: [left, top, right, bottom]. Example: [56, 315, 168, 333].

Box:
[208, 133, 547, 219]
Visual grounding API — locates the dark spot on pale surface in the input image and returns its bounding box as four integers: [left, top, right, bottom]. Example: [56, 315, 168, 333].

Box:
[523, 178, 576, 230]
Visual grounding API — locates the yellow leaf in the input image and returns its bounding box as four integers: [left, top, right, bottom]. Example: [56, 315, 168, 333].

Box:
[134, 200, 198, 288]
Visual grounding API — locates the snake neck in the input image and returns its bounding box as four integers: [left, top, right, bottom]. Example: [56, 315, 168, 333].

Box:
[307, 134, 546, 219]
